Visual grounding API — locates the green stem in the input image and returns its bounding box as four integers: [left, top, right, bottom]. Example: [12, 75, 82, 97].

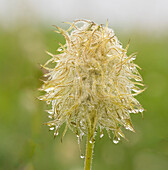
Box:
[84, 131, 94, 170]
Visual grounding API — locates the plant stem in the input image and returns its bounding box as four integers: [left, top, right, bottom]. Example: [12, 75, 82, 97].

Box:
[84, 131, 94, 170]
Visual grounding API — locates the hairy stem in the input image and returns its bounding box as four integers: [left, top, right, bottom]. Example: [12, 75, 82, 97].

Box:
[84, 131, 94, 170]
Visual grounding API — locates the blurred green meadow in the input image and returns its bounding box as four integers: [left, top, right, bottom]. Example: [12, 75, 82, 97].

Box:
[0, 24, 168, 170]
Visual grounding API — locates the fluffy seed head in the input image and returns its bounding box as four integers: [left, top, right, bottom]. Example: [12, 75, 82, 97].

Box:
[39, 19, 145, 144]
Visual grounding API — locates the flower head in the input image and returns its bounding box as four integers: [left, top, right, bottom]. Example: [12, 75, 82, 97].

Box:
[39, 19, 145, 144]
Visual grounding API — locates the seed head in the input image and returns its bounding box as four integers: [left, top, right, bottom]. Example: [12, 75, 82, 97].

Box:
[39, 20, 145, 144]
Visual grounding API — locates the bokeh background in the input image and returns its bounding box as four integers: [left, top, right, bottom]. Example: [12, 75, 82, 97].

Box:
[0, 0, 168, 170]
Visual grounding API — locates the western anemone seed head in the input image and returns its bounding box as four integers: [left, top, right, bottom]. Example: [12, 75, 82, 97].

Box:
[39, 19, 145, 144]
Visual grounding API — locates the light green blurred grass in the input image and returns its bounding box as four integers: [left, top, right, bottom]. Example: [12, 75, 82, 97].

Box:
[0, 25, 168, 170]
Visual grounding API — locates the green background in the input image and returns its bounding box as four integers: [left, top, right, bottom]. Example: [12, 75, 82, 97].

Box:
[0, 23, 168, 170]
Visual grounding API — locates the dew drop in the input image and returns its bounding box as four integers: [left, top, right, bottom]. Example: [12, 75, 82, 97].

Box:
[113, 136, 120, 144]
[139, 108, 144, 113]
[80, 154, 85, 159]
[100, 133, 104, 138]
[113, 139, 119, 144]
[89, 140, 93, 144]
[54, 132, 59, 136]
[78, 135, 85, 161]
[50, 127, 54, 131]
[77, 136, 80, 145]
[57, 48, 63, 52]
[48, 115, 52, 119]
[89, 137, 95, 144]
[130, 55, 136, 61]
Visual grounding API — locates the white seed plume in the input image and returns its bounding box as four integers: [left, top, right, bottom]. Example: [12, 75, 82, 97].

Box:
[39, 19, 145, 144]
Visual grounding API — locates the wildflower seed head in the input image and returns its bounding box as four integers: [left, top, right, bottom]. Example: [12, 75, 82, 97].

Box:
[39, 20, 145, 144]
